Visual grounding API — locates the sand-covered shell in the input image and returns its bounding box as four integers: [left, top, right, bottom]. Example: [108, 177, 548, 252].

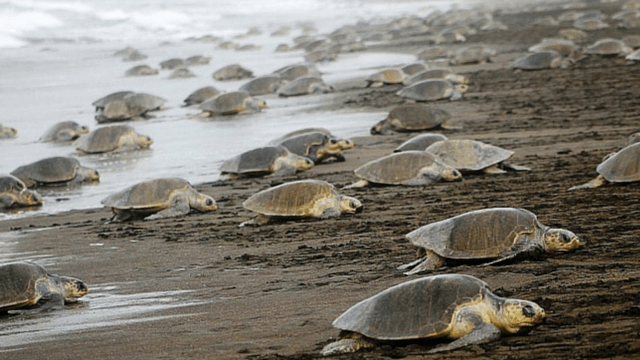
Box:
[451, 45, 496, 65]
[596, 142, 640, 182]
[272, 64, 321, 81]
[529, 39, 579, 57]
[365, 68, 408, 87]
[585, 38, 633, 55]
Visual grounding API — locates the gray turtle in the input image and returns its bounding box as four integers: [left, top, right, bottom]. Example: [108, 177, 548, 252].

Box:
[528, 39, 579, 58]
[400, 63, 428, 76]
[11, 157, 99, 188]
[75, 125, 153, 154]
[0, 262, 88, 315]
[416, 46, 452, 61]
[397, 79, 469, 102]
[267, 128, 332, 145]
[321, 274, 546, 355]
[92, 91, 135, 111]
[403, 68, 469, 86]
[450, 45, 496, 65]
[372, 104, 455, 134]
[622, 35, 640, 49]
[168, 68, 195, 79]
[125, 65, 158, 76]
[512, 51, 569, 70]
[628, 132, 640, 145]
[365, 68, 408, 87]
[574, 18, 609, 30]
[558, 28, 588, 41]
[345, 151, 462, 188]
[434, 29, 466, 44]
[277, 76, 334, 97]
[121, 50, 147, 62]
[39, 121, 89, 142]
[585, 38, 633, 56]
[274, 131, 354, 163]
[101, 177, 218, 221]
[425, 139, 530, 173]
[159, 58, 185, 70]
[212, 64, 253, 81]
[199, 91, 266, 116]
[272, 64, 321, 81]
[0, 175, 43, 209]
[394, 133, 448, 152]
[95, 93, 165, 123]
[0, 124, 17, 139]
[220, 145, 313, 179]
[399, 207, 583, 275]
[183, 86, 224, 106]
[185, 55, 212, 66]
[241, 179, 362, 226]
[569, 142, 640, 190]
[238, 75, 284, 96]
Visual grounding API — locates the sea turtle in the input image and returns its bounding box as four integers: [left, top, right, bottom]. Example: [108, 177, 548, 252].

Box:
[416, 46, 452, 61]
[399, 207, 583, 275]
[574, 18, 609, 30]
[183, 86, 224, 106]
[394, 133, 448, 152]
[267, 128, 332, 145]
[371, 104, 455, 135]
[159, 58, 185, 70]
[400, 63, 428, 76]
[345, 151, 462, 188]
[220, 145, 314, 179]
[321, 274, 546, 355]
[92, 91, 135, 111]
[434, 29, 466, 44]
[11, 157, 99, 188]
[511, 51, 569, 70]
[212, 64, 253, 81]
[185, 55, 212, 66]
[217, 41, 240, 50]
[365, 68, 408, 87]
[39, 121, 89, 142]
[75, 125, 153, 154]
[425, 139, 530, 173]
[272, 64, 321, 81]
[240, 179, 362, 226]
[236, 44, 262, 51]
[397, 80, 469, 102]
[528, 39, 579, 58]
[585, 38, 633, 56]
[277, 76, 334, 97]
[569, 142, 640, 190]
[125, 65, 158, 76]
[0, 124, 17, 139]
[95, 93, 165, 123]
[101, 178, 217, 221]
[121, 50, 147, 62]
[628, 132, 640, 145]
[238, 75, 284, 96]
[622, 35, 640, 48]
[450, 45, 496, 65]
[274, 131, 354, 163]
[558, 28, 588, 41]
[199, 91, 266, 116]
[403, 68, 469, 86]
[0, 262, 88, 314]
[168, 68, 195, 79]
[0, 175, 43, 209]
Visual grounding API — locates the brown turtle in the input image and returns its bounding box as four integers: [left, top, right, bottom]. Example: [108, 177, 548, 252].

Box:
[75, 125, 153, 154]
[0, 175, 43, 209]
[95, 93, 165, 123]
[199, 91, 266, 116]
[241, 179, 362, 226]
[399, 207, 583, 275]
[220, 146, 314, 179]
[321, 274, 546, 355]
[212, 64, 253, 81]
[425, 139, 530, 173]
[585, 38, 633, 56]
[273, 131, 354, 163]
[183, 86, 224, 106]
[0, 262, 88, 315]
[0, 124, 18, 139]
[101, 178, 217, 221]
[11, 157, 99, 188]
[372, 104, 455, 135]
[39, 121, 89, 142]
[450, 45, 496, 65]
[511, 51, 569, 70]
[365, 68, 408, 87]
[569, 142, 640, 190]
[394, 133, 448, 152]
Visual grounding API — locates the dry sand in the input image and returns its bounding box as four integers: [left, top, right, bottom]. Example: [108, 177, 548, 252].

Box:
[2, 1, 640, 359]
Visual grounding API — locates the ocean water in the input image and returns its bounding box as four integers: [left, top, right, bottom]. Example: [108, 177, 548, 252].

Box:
[0, 0, 455, 220]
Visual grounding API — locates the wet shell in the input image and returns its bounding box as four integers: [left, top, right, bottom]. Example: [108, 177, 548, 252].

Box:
[10, 156, 98, 187]
[425, 139, 513, 171]
[395, 133, 448, 152]
[354, 151, 450, 185]
[596, 142, 640, 182]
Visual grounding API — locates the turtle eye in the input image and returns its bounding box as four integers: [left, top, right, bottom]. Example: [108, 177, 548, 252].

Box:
[330, 138, 338, 145]
[205, 199, 213, 206]
[561, 233, 571, 243]
[522, 305, 536, 318]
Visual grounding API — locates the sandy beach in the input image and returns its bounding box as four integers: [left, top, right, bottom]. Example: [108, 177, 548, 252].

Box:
[2, 0, 640, 359]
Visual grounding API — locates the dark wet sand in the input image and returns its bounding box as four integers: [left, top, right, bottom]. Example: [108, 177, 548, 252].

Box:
[3, 1, 640, 359]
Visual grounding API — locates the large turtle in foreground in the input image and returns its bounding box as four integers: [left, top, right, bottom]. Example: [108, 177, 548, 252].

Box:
[371, 104, 455, 135]
[345, 151, 461, 188]
[569, 142, 640, 190]
[101, 178, 218, 221]
[39, 121, 89, 142]
[397, 79, 469, 101]
[425, 139, 530, 173]
[199, 91, 266, 116]
[321, 274, 546, 355]
[220, 146, 314, 179]
[75, 125, 153, 154]
[399, 207, 583, 275]
[241, 179, 362, 226]
[11, 157, 99, 188]
[273, 131, 354, 163]
[0, 262, 88, 315]
[0, 175, 43, 209]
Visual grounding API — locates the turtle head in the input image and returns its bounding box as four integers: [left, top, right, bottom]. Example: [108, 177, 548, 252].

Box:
[19, 189, 43, 207]
[420, 162, 462, 183]
[455, 84, 469, 94]
[446, 73, 469, 85]
[78, 125, 90, 136]
[255, 99, 267, 109]
[338, 195, 363, 214]
[136, 135, 154, 149]
[543, 228, 583, 253]
[370, 119, 392, 135]
[191, 194, 218, 213]
[440, 166, 462, 182]
[329, 137, 355, 151]
[294, 156, 315, 171]
[498, 299, 546, 334]
[59, 276, 89, 303]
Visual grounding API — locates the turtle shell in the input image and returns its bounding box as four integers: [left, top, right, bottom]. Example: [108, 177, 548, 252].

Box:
[76, 125, 137, 153]
[394, 133, 448, 152]
[220, 146, 291, 175]
[200, 91, 255, 115]
[239, 75, 283, 96]
[40, 121, 89, 142]
[397, 80, 455, 101]
[0, 262, 49, 310]
[268, 128, 332, 145]
[403, 68, 463, 86]
[332, 274, 489, 340]
[243, 179, 339, 217]
[528, 40, 578, 57]
[125, 65, 158, 76]
[512, 51, 562, 70]
[585, 38, 632, 55]
[11, 157, 84, 186]
[452, 45, 495, 64]
[212, 64, 253, 81]
[276, 132, 328, 158]
[597, 142, 640, 182]
[354, 151, 444, 185]
[101, 178, 192, 211]
[376, 104, 451, 132]
[401, 63, 428, 76]
[407, 207, 540, 260]
[185, 55, 211, 66]
[426, 139, 513, 171]
[366, 68, 407, 85]
[160, 58, 185, 70]
[92, 91, 135, 109]
[184, 86, 222, 106]
[272, 64, 321, 81]
[277, 77, 332, 97]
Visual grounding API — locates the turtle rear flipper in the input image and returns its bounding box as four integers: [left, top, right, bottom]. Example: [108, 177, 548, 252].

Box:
[568, 175, 607, 191]
[8, 292, 64, 315]
[321, 333, 375, 356]
[429, 321, 501, 353]
[401, 250, 445, 275]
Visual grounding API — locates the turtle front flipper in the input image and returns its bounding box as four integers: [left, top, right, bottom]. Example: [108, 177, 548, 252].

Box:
[342, 179, 369, 189]
[482, 164, 507, 174]
[145, 194, 190, 220]
[400, 250, 445, 275]
[8, 292, 65, 315]
[502, 161, 531, 172]
[321, 333, 375, 356]
[429, 322, 501, 353]
[568, 175, 607, 191]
